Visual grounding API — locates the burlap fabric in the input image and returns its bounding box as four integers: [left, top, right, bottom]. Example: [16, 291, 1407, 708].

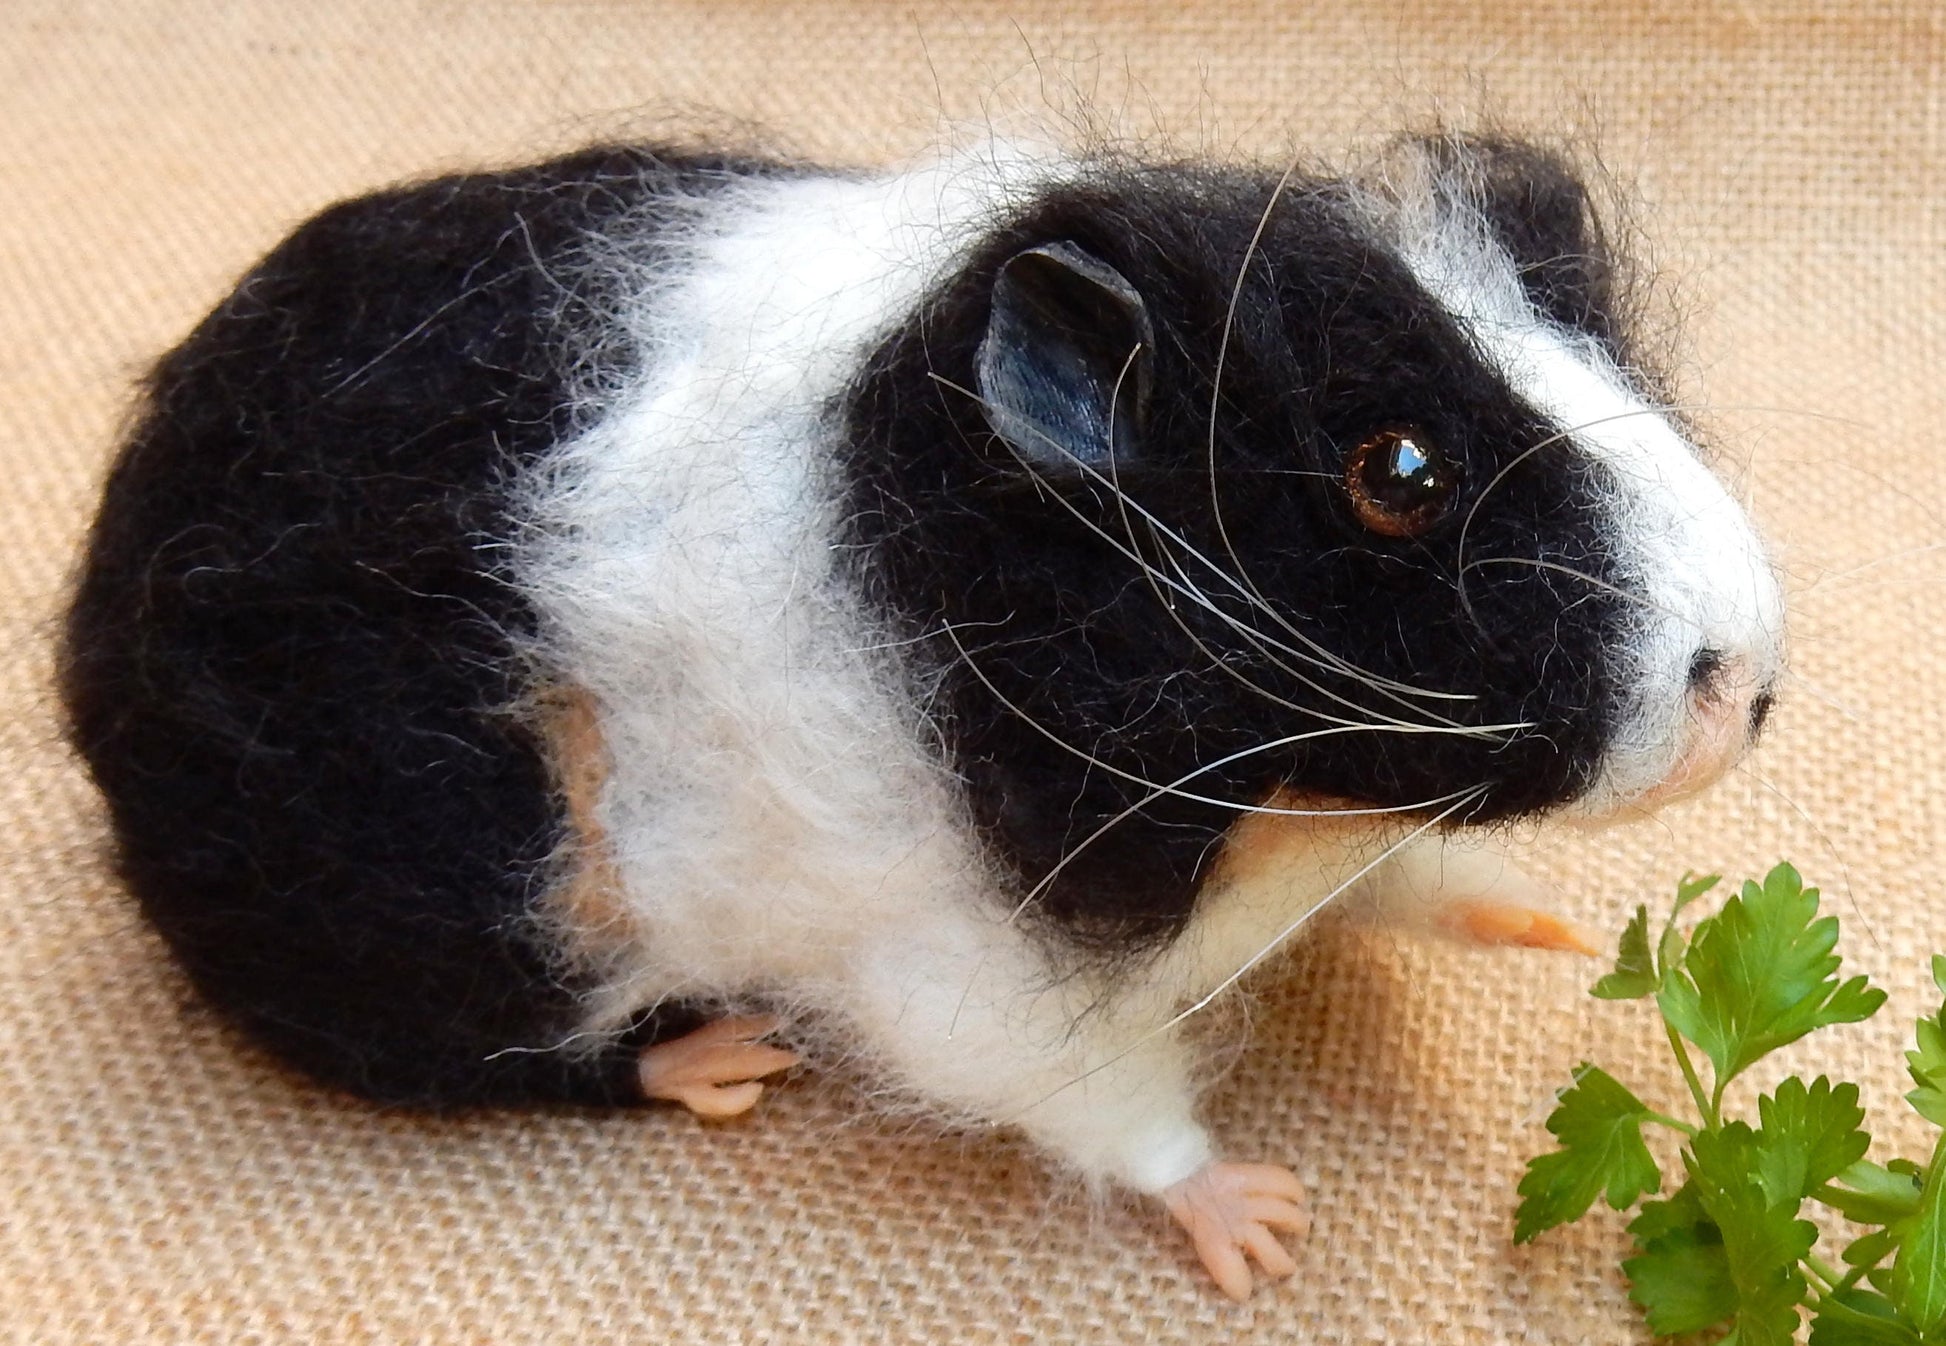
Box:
[5, 2, 1940, 1341]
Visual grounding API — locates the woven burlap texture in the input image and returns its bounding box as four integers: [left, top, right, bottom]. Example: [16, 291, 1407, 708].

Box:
[5, 2, 1941, 1341]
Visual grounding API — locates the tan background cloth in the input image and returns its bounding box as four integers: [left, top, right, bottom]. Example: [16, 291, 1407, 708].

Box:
[4, 1, 1941, 1341]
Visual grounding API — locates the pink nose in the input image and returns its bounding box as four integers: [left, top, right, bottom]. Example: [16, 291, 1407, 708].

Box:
[1636, 653, 1771, 809]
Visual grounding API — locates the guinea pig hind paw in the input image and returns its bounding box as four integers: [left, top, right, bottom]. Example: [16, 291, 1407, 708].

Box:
[1436, 899, 1601, 956]
[1161, 1161, 1309, 1302]
[637, 1015, 800, 1119]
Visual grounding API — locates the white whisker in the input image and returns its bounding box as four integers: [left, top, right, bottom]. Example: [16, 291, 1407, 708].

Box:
[1185, 166, 1488, 716]
[1793, 541, 1946, 594]
[1459, 555, 1689, 624]
[1008, 785, 1486, 1117]
[1144, 528, 1508, 736]
[1095, 352, 1342, 724]
[933, 368, 1471, 732]
[1779, 672, 1864, 725]
[1733, 762, 1873, 951]
[1012, 751, 1480, 924]
[1454, 399, 1774, 633]
[942, 621, 1529, 819]
[930, 369, 1484, 720]
[1206, 161, 1300, 612]
[1138, 526, 1333, 717]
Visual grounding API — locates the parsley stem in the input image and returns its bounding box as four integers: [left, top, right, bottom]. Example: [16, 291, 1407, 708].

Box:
[1641, 1109, 1697, 1137]
[1804, 1255, 1844, 1295]
[1663, 1020, 1718, 1130]
[1828, 1258, 1872, 1297]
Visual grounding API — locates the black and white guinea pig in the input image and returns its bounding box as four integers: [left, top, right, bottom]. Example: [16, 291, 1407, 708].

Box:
[60, 131, 1783, 1299]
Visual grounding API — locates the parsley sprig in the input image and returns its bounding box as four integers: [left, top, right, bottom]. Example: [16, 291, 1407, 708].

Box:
[1516, 863, 1946, 1344]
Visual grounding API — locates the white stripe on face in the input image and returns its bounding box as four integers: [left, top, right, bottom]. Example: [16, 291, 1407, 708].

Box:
[1390, 195, 1784, 814]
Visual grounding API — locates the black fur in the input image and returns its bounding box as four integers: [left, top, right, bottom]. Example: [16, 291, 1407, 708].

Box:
[841, 150, 1629, 948]
[60, 145, 789, 1105]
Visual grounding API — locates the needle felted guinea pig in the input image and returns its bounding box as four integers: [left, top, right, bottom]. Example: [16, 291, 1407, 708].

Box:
[60, 131, 1783, 1299]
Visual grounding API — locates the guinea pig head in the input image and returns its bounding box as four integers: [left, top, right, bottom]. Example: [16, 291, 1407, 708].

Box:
[842, 141, 1782, 940]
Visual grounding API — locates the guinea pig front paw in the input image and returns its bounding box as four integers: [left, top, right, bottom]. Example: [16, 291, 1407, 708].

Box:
[1161, 1160, 1309, 1301]
[1380, 845, 1602, 956]
[1433, 899, 1601, 956]
[636, 1014, 799, 1119]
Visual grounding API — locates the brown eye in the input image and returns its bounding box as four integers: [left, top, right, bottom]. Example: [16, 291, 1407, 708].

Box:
[1343, 427, 1460, 538]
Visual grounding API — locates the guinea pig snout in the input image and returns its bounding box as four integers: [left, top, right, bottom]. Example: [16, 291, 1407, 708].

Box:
[1687, 648, 1777, 739]
[1630, 649, 1777, 810]
[1563, 434, 1785, 821]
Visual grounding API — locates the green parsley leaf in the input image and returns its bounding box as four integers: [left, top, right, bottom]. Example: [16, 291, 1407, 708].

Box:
[1821, 1160, 1927, 1226]
[1675, 871, 1724, 915]
[1514, 1064, 1662, 1243]
[1845, 1228, 1902, 1272]
[1626, 1220, 1737, 1334]
[1516, 863, 1917, 1343]
[1889, 1138, 1946, 1336]
[1905, 958, 1946, 1128]
[1753, 1076, 1871, 1205]
[1657, 873, 1719, 983]
[1807, 1289, 1923, 1346]
[1593, 904, 1661, 1000]
[1908, 1021, 1946, 1129]
[1658, 862, 1886, 1090]
[1685, 1123, 1819, 1346]
[1631, 1180, 1710, 1243]
[1626, 1185, 1738, 1335]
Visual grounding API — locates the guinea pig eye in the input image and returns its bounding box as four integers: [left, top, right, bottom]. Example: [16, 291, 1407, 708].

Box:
[1343, 427, 1460, 538]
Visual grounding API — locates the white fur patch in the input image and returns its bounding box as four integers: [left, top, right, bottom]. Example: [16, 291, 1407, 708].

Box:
[514, 145, 1220, 1192]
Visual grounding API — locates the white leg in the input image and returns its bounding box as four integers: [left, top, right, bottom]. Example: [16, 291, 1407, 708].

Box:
[847, 908, 1210, 1187]
[844, 907, 1306, 1297]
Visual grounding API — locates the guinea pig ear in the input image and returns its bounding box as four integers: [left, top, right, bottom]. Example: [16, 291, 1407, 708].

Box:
[1440, 137, 1619, 340]
[974, 242, 1155, 473]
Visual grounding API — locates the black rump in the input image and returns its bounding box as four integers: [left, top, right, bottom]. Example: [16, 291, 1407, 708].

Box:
[59, 145, 775, 1106]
